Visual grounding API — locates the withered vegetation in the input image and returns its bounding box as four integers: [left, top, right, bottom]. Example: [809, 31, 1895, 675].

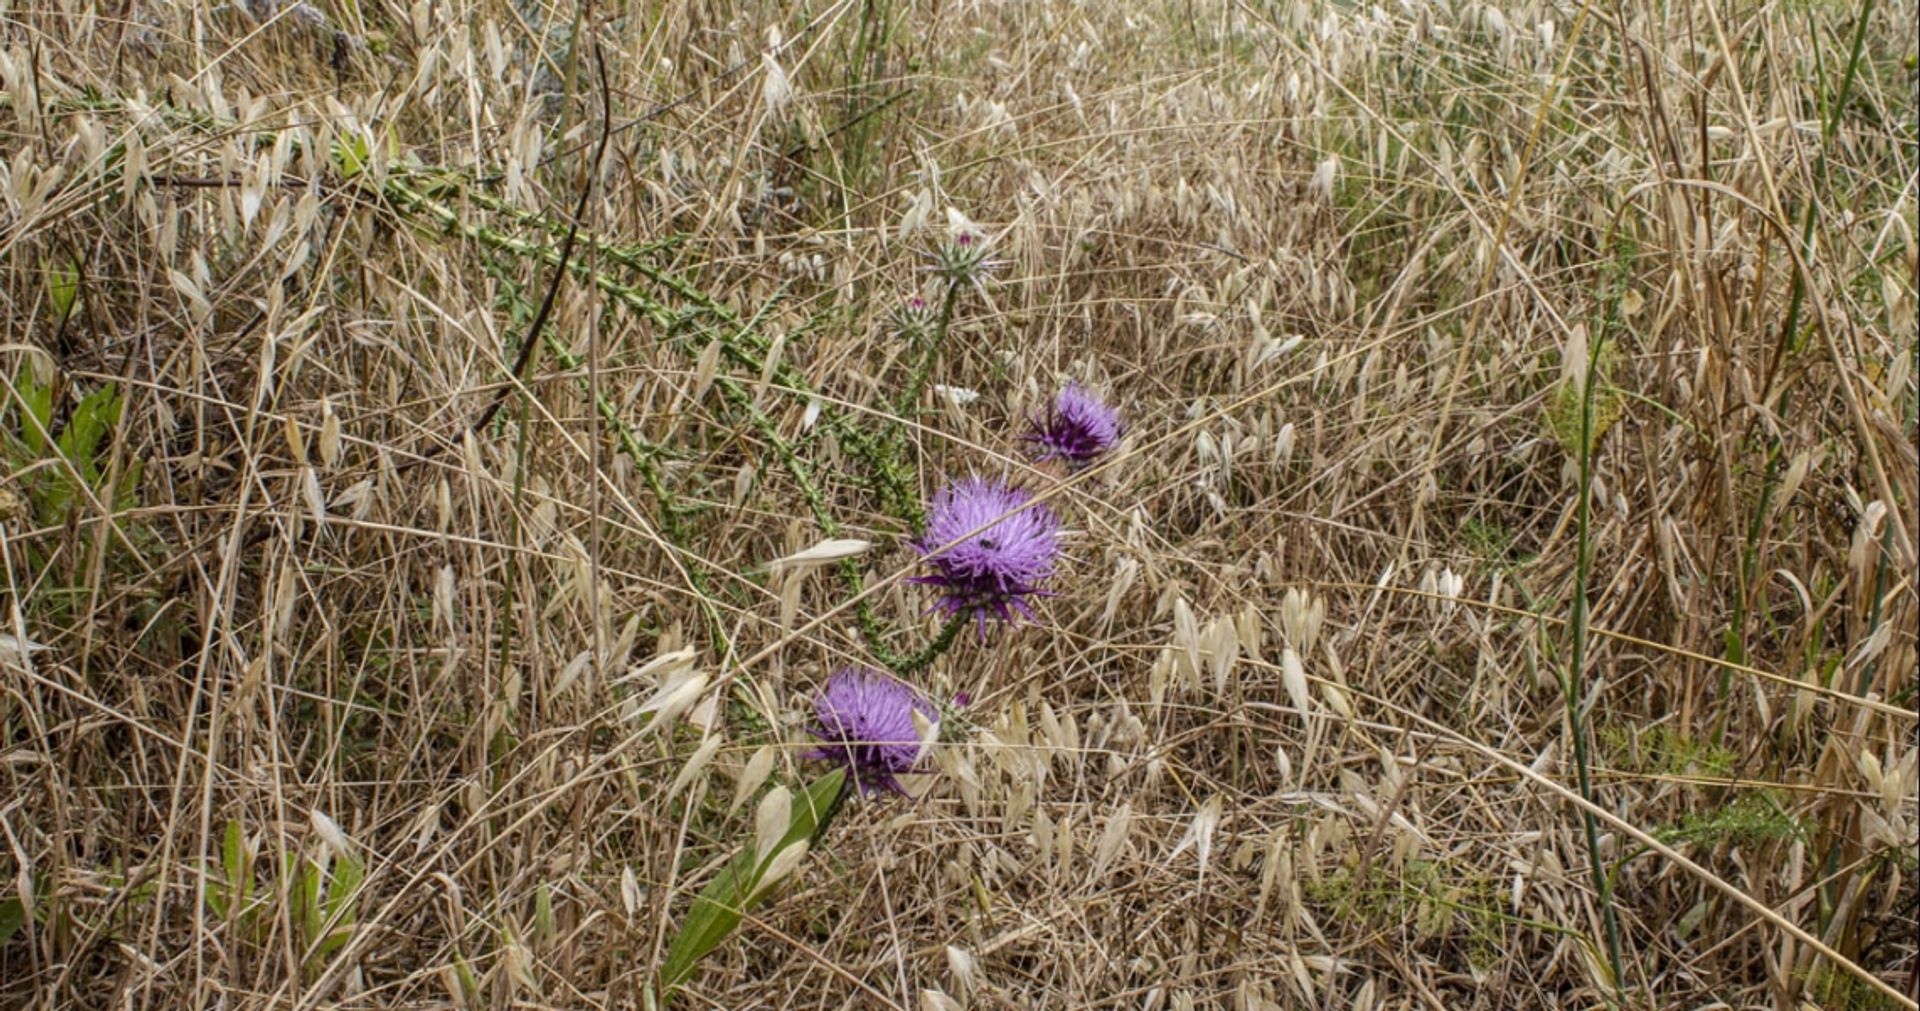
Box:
[0, 0, 1915, 1007]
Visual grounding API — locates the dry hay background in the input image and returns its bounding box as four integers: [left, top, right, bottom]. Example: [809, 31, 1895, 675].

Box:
[0, 0, 1915, 1008]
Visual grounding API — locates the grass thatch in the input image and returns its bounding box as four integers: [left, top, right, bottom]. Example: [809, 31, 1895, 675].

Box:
[1, 0, 1915, 1006]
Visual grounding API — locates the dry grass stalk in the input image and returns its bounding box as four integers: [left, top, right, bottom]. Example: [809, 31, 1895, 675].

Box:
[0, 0, 1914, 1007]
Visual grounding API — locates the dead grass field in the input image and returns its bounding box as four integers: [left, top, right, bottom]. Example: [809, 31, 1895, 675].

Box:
[0, 0, 1916, 1007]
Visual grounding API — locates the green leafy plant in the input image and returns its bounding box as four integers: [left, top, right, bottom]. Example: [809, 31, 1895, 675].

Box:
[198, 820, 362, 978]
[1301, 855, 1574, 973]
[44, 255, 80, 324]
[289, 847, 364, 977]
[1543, 340, 1623, 458]
[1600, 724, 1739, 778]
[1656, 791, 1806, 848]
[1803, 964, 1911, 1011]
[330, 127, 400, 182]
[204, 820, 263, 932]
[0, 870, 57, 948]
[0, 896, 23, 946]
[0, 876, 42, 947]
[3, 370, 140, 527]
[656, 767, 847, 1005]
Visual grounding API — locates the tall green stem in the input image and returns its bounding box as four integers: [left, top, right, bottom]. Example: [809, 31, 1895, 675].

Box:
[1570, 281, 1629, 1005]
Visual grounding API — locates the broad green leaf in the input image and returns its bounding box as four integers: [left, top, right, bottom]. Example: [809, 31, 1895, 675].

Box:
[57, 384, 122, 483]
[205, 867, 230, 920]
[533, 882, 554, 945]
[326, 853, 364, 924]
[38, 479, 74, 527]
[298, 853, 363, 969]
[13, 370, 52, 457]
[293, 854, 325, 947]
[312, 925, 356, 961]
[330, 127, 398, 181]
[0, 897, 22, 945]
[222, 820, 247, 900]
[114, 459, 144, 511]
[657, 767, 845, 1001]
[45, 256, 80, 322]
[1, 872, 46, 945]
[332, 135, 372, 180]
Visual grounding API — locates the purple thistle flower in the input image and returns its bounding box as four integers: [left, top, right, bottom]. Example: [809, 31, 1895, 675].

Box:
[909, 476, 1061, 630]
[1026, 383, 1123, 468]
[806, 668, 938, 796]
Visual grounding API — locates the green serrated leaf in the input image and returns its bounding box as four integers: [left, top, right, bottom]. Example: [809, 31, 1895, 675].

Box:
[657, 767, 845, 1002]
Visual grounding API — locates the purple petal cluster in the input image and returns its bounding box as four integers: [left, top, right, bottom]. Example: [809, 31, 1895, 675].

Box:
[1026, 383, 1123, 468]
[909, 476, 1061, 629]
[806, 668, 938, 796]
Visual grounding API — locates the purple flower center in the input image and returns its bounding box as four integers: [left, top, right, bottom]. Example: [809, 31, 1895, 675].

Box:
[806, 668, 937, 797]
[909, 476, 1061, 632]
[1027, 383, 1123, 468]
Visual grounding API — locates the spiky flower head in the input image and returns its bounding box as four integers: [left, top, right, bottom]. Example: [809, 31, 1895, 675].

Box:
[910, 476, 1061, 629]
[887, 293, 940, 340]
[1027, 382, 1123, 468]
[806, 668, 937, 796]
[923, 209, 1004, 290]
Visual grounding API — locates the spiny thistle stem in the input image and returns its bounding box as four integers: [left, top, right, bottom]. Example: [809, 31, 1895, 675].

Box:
[890, 611, 969, 676]
[712, 379, 908, 661]
[889, 278, 963, 451]
[440, 176, 687, 268]
[397, 170, 920, 523]
[388, 176, 953, 662]
[537, 325, 732, 653]
[466, 225, 726, 645]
